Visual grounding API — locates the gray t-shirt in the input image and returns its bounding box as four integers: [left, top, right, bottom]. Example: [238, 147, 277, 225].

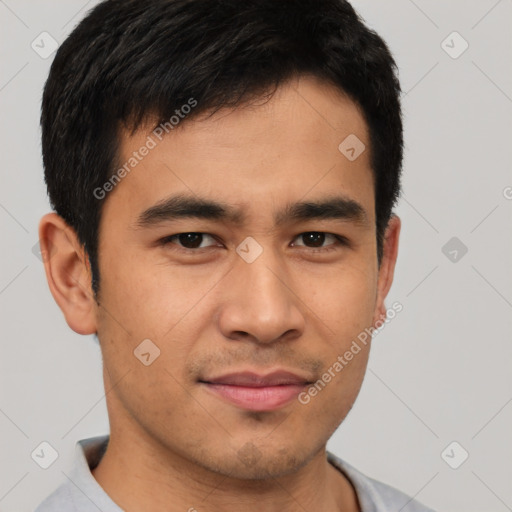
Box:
[34, 435, 435, 512]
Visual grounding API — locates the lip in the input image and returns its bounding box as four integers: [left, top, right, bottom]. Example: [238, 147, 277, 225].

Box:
[199, 370, 312, 412]
[201, 370, 312, 387]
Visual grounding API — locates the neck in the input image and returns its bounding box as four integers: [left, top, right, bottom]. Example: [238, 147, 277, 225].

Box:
[92, 426, 360, 512]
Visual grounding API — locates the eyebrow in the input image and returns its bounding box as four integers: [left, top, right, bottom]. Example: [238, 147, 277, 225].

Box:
[134, 194, 369, 229]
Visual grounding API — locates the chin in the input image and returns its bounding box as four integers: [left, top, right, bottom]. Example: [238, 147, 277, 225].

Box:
[196, 441, 314, 481]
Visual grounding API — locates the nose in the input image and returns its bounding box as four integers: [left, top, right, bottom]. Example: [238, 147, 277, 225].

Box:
[216, 247, 306, 345]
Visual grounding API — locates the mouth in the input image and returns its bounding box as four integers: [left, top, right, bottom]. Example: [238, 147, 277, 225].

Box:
[199, 370, 313, 412]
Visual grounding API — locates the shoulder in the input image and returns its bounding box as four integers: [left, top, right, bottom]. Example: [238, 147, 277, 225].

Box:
[33, 469, 115, 512]
[327, 451, 436, 512]
[33, 435, 116, 512]
[34, 481, 75, 511]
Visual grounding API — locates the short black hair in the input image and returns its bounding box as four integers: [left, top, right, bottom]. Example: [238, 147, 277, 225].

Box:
[41, 0, 403, 298]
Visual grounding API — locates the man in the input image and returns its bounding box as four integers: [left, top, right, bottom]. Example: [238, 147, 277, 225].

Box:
[35, 0, 434, 510]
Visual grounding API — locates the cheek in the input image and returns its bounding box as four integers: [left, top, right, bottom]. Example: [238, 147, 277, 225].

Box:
[100, 253, 207, 340]
[301, 261, 377, 337]
[96, 262, 217, 396]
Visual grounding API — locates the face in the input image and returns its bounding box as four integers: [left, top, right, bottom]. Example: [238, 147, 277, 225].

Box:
[72, 76, 398, 479]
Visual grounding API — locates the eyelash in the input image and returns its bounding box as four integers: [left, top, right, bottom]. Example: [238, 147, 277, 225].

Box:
[158, 232, 349, 254]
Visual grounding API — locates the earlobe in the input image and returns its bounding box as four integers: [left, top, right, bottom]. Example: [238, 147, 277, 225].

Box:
[38, 212, 98, 335]
[373, 214, 401, 326]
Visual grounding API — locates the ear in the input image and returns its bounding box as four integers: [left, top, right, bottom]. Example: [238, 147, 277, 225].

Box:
[38, 212, 98, 335]
[373, 214, 401, 327]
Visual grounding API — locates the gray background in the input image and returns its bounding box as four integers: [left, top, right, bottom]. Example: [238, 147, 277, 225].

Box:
[1, 1, 511, 511]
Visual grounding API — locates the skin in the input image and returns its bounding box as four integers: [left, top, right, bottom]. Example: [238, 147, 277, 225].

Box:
[39, 75, 400, 512]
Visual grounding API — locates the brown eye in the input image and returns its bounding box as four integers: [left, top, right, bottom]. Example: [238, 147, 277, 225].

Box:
[291, 232, 349, 253]
[300, 232, 326, 247]
[160, 232, 219, 250]
[177, 233, 203, 248]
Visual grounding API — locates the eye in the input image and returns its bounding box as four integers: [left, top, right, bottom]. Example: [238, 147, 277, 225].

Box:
[159, 232, 220, 250]
[158, 231, 348, 254]
[291, 232, 348, 252]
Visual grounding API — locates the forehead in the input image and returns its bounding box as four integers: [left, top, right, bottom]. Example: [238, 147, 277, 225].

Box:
[104, 76, 374, 229]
